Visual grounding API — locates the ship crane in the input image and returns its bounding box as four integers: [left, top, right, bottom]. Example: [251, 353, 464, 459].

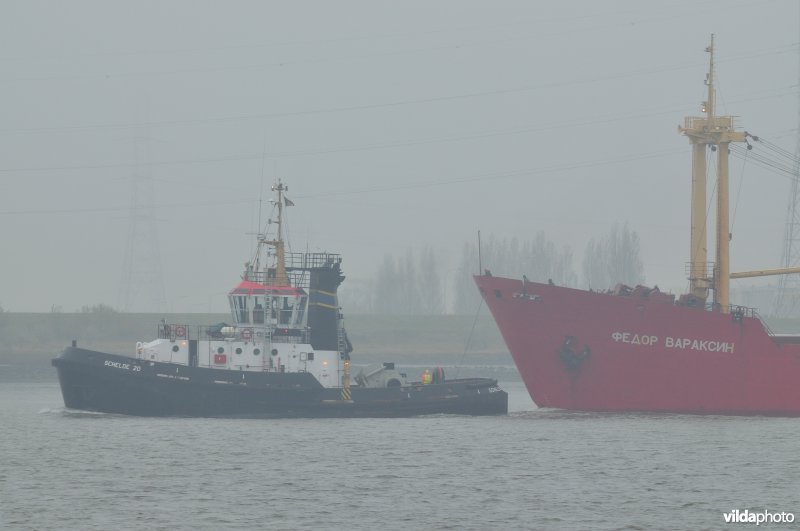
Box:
[680, 35, 800, 313]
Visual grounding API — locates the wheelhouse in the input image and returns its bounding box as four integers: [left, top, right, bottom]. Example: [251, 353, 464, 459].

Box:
[228, 281, 308, 329]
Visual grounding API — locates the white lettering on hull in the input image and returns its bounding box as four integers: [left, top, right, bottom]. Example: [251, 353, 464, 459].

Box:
[664, 336, 734, 353]
[104, 360, 142, 371]
[611, 332, 658, 346]
[611, 332, 735, 353]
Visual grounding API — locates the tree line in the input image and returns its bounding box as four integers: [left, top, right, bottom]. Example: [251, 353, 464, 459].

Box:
[13, 225, 642, 316]
[341, 246, 443, 315]
[340, 223, 644, 315]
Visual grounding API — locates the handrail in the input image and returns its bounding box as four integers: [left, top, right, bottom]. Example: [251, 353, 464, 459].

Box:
[157, 323, 310, 343]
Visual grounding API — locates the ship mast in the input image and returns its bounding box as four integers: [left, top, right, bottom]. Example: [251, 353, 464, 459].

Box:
[680, 37, 800, 312]
[265, 180, 289, 286]
[680, 35, 746, 312]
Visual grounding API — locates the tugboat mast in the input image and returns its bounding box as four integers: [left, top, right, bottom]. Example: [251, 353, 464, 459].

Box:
[265, 180, 289, 286]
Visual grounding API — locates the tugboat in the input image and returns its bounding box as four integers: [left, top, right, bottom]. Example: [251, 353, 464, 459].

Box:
[53, 181, 507, 418]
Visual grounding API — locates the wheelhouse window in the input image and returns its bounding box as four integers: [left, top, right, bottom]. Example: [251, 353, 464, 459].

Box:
[253, 296, 265, 324]
[269, 297, 279, 321]
[233, 295, 249, 324]
[293, 296, 307, 327]
[263, 293, 308, 327]
[279, 296, 295, 325]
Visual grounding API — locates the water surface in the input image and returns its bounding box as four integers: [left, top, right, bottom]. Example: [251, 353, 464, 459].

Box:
[1, 377, 798, 530]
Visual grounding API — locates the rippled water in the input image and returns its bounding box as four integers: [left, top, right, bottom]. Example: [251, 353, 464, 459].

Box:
[2, 378, 799, 530]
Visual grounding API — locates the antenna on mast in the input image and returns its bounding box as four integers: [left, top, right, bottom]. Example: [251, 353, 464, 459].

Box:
[704, 34, 715, 119]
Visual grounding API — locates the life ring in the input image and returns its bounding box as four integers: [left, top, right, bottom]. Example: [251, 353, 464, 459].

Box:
[241, 328, 252, 341]
[174, 325, 186, 338]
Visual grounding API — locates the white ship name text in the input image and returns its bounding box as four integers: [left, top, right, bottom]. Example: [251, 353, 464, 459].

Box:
[104, 360, 142, 371]
[611, 332, 734, 353]
[665, 336, 734, 353]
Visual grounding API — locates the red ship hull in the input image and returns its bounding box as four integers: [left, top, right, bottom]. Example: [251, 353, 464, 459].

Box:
[476, 275, 800, 415]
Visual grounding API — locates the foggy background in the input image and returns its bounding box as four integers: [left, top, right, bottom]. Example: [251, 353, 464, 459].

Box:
[1, 0, 798, 313]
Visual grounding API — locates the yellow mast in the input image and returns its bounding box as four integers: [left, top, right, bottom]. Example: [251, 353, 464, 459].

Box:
[679, 36, 800, 311]
[680, 35, 746, 312]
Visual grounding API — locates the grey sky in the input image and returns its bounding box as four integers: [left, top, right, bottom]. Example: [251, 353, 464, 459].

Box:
[1, 0, 797, 312]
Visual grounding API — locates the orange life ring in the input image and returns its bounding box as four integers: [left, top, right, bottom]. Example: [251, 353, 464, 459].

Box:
[174, 325, 186, 338]
[241, 328, 252, 341]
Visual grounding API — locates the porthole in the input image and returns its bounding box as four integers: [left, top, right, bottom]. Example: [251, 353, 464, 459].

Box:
[253, 348, 261, 356]
[217, 347, 225, 354]
[172, 345, 179, 352]
[235, 347, 242, 355]
[271, 348, 278, 356]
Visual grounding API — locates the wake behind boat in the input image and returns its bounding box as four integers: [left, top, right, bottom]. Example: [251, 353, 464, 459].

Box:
[476, 36, 800, 416]
[53, 181, 507, 418]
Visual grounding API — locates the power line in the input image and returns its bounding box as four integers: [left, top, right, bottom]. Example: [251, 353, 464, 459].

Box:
[0, 148, 682, 216]
[0, 154, 261, 173]
[0, 198, 253, 216]
[2, 44, 795, 136]
[0, 92, 790, 174]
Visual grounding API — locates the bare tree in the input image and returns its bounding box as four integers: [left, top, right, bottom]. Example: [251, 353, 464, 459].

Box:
[399, 250, 419, 314]
[453, 233, 577, 314]
[453, 242, 483, 315]
[417, 246, 443, 315]
[371, 248, 443, 315]
[373, 254, 400, 314]
[339, 278, 374, 314]
[582, 223, 644, 289]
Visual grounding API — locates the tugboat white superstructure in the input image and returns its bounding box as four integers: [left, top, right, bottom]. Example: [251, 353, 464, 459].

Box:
[53, 181, 508, 418]
[139, 181, 349, 390]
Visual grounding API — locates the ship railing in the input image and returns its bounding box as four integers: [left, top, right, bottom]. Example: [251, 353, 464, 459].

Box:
[158, 323, 191, 341]
[242, 252, 342, 288]
[727, 304, 757, 320]
[244, 270, 311, 290]
[685, 261, 715, 279]
[285, 252, 342, 270]
[157, 323, 310, 343]
[270, 331, 311, 344]
[700, 303, 758, 321]
[159, 323, 221, 341]
[683, 115, 736, 132]
[752, 310, 777, 336]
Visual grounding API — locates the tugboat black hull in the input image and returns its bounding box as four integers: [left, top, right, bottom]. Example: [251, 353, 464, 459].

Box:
[52, 347, 508, 418]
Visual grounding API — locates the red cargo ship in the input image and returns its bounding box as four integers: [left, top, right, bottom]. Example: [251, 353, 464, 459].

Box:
[475, 36, 800, 416]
